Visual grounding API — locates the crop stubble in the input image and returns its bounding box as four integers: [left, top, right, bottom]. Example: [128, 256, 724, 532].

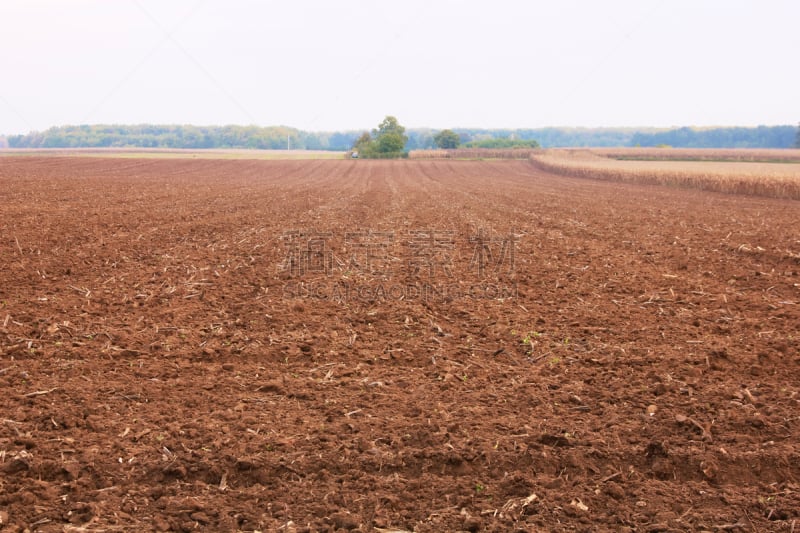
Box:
[1, 157, 799, 531]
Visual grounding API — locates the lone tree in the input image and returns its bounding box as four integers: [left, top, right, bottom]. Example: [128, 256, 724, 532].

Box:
[372, 116, 408, 154]
[433, 129, 460, 149]
[352, 116, 408, 158]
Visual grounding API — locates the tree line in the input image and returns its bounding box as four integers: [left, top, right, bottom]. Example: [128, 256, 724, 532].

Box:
[629, 125, 797, 149]
[2, 124, 359, 151]
[2, 123, 797, 151]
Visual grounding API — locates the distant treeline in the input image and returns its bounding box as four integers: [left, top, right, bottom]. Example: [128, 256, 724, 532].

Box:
[629, 126, 797, 149]
[2, 124, 797, 150]
[3, 124, 358, 151]
[452, 126, 797, 149]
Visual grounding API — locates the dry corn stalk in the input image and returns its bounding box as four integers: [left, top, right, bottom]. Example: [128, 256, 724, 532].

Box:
[530, 149, 800, 200]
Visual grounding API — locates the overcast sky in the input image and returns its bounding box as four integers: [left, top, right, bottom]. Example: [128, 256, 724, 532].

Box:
[1, 1, 798, 135]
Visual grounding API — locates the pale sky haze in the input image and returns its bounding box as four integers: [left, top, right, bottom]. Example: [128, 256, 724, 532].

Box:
[1, 0, 798, 135]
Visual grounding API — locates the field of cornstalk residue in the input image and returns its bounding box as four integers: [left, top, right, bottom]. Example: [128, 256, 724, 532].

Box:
[1, 154, 799, 532]
[528, 148, 800, 200]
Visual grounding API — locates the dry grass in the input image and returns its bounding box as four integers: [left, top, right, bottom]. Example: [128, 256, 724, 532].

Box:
[530, 149, 800, 200]
[593, 147, 800, 163]
[409, 148, 539, 160]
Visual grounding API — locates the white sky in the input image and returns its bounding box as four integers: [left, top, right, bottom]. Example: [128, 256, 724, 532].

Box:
[1, 0, 798, 135]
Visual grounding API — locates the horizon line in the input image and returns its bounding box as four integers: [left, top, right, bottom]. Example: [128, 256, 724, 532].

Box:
[2, 122, 797, 137]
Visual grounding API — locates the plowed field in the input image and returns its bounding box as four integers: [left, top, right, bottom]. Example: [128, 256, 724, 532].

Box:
[1, 157, 799, 532]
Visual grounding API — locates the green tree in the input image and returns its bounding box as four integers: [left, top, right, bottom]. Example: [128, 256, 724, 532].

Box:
[353, 116, 408, 158]
[372, 115, 408, 155]
[373, 115, 406, 140]
[376, 132, 406, 153]
[433, 129, 460, 149]
[352, 132, 373, 154]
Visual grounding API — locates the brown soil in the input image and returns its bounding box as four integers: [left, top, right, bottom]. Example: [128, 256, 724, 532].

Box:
[1, 157, 799, 532]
